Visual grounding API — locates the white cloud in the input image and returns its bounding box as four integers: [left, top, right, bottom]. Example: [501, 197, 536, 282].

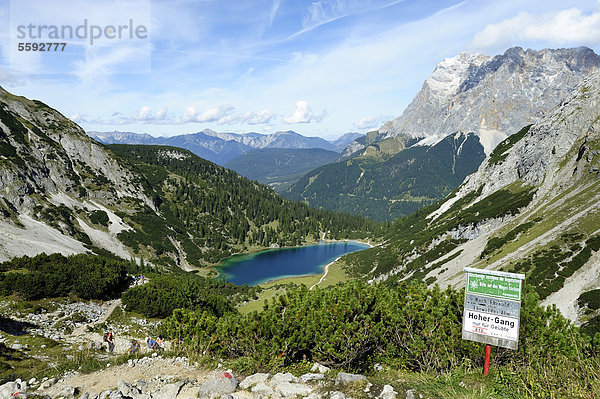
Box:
[473, 8, 600, 49]
[73, 104, 273, 126]
[243, 110, 275, 125]
[196, 104, 235, 123]
[353, 116, 382, 130]
[283, 100, 326, 124]
[0, 68, 29, 87]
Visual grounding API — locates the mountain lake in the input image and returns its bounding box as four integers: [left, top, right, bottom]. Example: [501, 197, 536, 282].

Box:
[217, 241, 370, 285]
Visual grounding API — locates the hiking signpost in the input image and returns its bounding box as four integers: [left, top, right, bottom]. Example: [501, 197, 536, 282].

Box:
[462, 267, 525, 376]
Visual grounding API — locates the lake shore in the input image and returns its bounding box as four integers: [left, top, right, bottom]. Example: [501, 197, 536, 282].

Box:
[217, 240, 369, 286]
[216, 238, 376, 269]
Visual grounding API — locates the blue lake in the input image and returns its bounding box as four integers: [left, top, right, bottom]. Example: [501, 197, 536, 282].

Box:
[217, 241, 370, 286]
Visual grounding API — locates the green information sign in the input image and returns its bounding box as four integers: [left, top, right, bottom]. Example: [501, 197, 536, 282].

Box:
[462, 267, 525, 350]
[466, 272, 522, 300]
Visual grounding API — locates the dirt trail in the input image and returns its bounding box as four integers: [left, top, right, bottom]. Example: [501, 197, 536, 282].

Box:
[51, 357, 213, 398]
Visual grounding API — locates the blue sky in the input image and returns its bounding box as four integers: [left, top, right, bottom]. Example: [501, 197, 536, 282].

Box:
[1, 0, 600, 139]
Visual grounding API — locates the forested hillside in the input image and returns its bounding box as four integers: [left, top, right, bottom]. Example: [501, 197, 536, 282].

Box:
[287, 132, 485, 221]
[108, 145, 382, 266]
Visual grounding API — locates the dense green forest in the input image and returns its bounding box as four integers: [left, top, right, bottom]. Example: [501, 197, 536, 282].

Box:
[107, 145, 384, 267]
[0, 253, 134, 300]
[122, 274, 260, 318]
[286, 133, 485, 221]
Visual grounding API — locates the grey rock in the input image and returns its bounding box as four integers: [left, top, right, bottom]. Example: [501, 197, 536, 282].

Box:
[335, 372, 367, 385]
[80, 394, 90, 399]
[39, 378, 57, 389]
[329, 392, 345, 399]
[271, 373, 297, 384]
[273, 381, 312, 397]
[299, 373, 324, 382]
[117, 380, 140, 397]
[380, 385, 397, 399]
[405, 389, 415, 399]
[250, 382, 274, 397]
[55, 385, 76, 399]
[0, 382, 19, 399]
[310, 363, 330, 373]
[239, 373, 270, 390]
[198, 373, 239, 398]
[152, 382, 183, 399]
[109, 392, 125, 399]
[10, 344, 23, 350]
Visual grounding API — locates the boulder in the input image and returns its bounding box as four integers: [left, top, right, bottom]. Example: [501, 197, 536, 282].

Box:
[198, 372, 239, 398]
[310, 363, 330, 373]
[405, 389, 415, 399]
[380, 385, 397, 399]
[40, 378, 57, 389]
[0, 382, 19, 399]
[330, 392, 345, 399]
[55, 385, 77, 399]
[274, 381, 312, 397]
[271, 373, 298, 384]
[239, 373, 270, 390]
[335, 372, 367, 385]
[250, 382, 274, 397]
[117, 380, 140, 397]
[153, 382, 184, 399]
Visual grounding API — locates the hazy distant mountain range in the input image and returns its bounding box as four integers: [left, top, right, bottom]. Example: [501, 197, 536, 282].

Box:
[224, 148, 340, 193]
[89, 129, 362, 165]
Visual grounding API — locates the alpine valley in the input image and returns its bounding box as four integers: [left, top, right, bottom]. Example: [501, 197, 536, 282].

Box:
[0, 88, 378, 267]
[3, 44, 600, 398]
[287, 47, 600, 221]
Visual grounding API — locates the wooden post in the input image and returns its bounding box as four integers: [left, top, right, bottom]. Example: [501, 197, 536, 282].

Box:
[483, 344, 491, 376]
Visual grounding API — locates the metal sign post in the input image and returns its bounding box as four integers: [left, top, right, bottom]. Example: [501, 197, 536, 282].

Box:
[462, 267, 525, 375]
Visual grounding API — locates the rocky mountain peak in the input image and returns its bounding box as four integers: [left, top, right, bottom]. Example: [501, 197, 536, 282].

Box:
[424, 51, 489, 101]
[374, 46, 600, 153]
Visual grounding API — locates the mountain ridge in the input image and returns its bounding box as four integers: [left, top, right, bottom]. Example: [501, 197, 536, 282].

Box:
[342, 68, 600, 327]
[89, 129, 362, 165]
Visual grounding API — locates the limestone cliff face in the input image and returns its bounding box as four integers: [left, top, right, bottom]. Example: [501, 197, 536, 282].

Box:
[380, 46, 600, 141]
[354, 47, 600, 158]
[455, 68, 600, 202]
[0, 87, 152, 261]
[0, 87, 150, 210]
